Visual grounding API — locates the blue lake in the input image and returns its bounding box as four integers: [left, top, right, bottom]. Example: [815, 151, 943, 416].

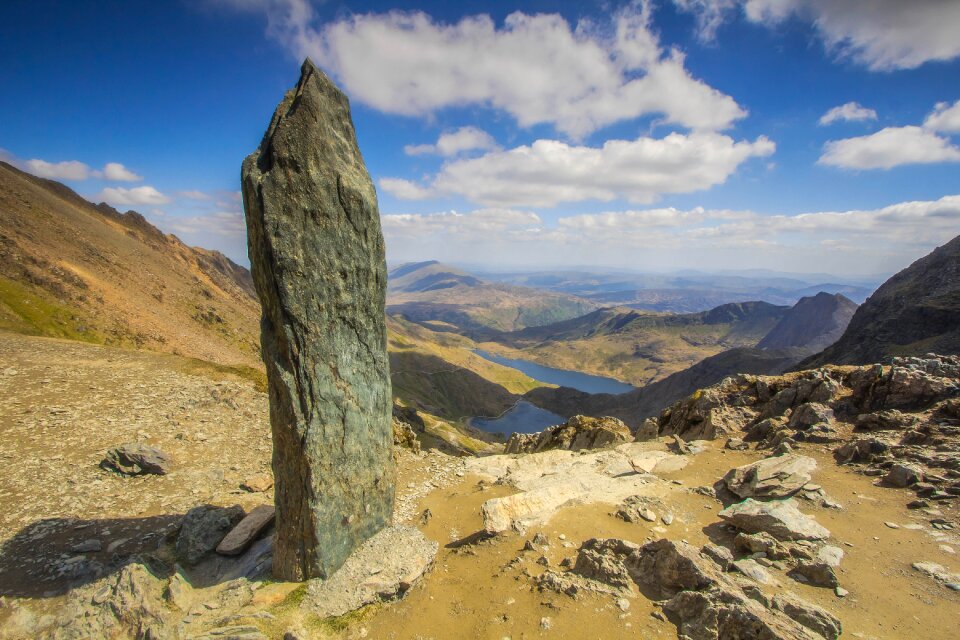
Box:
[473, 349, 635, 395]
[471, 401, 566, 435]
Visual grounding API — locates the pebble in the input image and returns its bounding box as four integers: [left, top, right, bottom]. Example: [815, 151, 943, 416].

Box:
[884, 522, 900, 529]
[834, 587, 849, 598]
[540, 617, 552, 631]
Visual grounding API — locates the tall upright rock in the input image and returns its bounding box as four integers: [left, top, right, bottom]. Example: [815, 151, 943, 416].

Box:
[241, 59, 394, 581]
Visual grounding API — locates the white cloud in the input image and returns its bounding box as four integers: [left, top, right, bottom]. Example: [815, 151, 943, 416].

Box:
[820, 99, 960, 169]
[924, 99, 960, 133]
[675, 0, 960, 70]
[382, 195, 960, 275]
[404, 127, 499, 157]
[101, 162, 143, 181]
[818, 102, 877, 126]
[234, 0, 746, 137]
[381, 132, 775, 207]
[819, 126, 960, 169]
[95, 186, 171, 206]
[177, 189, 214, 200]
[24, 159, 94, 181]
[164, 211, 247, 237]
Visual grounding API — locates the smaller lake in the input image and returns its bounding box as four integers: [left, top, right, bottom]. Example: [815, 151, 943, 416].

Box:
[471, 401, 566, 435]
[473, 349, 634, 395]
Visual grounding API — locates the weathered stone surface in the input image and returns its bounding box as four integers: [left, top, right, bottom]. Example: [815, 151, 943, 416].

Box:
[788, 403, 834, 430]
[505, 415, 631, 454]
[242, 59, 394, 580]
[719, 499, 830, 541]
[217, 504, 276, 556]
[634, 418, 659, 442]
[885, 463, 924, 487]
[177, 505, 244, 565]
[240, 473, 273, 493]
[100, 443, 172, 475]
[771, 593, 842, 640]
[722, 455, 817, 499]
[305, 525, 437, 618]
[790, 561, 839, 588]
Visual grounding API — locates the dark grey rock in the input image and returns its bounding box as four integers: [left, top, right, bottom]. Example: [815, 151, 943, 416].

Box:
[177, 505, 244, 565]
[101, 443, 172, 475]
[242, 59, 395, 581]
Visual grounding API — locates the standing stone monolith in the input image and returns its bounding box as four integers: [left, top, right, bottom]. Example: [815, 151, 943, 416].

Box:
[241, 58, 395, 581]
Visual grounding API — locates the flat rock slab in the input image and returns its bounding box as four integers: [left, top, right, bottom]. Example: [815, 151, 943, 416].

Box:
[305, 525, 438, 618]
[468, 443, 683, 534]
[719, 498, 830, 541]
[217, 505, 275, 556]
[722, 454, 817, 499]
[101, 442, 173, 475]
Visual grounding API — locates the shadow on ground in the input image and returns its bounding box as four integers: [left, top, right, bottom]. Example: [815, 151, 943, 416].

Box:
[0, 509, 274, 598]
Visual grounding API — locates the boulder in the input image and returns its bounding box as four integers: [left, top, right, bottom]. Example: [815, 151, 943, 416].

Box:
[217, 505, 276, 556]
[100, 443, 172, 476]
[177, 505, 244, 565]
[242, 59, 395, 580]
[790, 561, 839, 588]
[885, 463, 924, 487]
[855, 409, 918, 431]
[719, 499, 830, 541]
[722, 455, 817, 499]
[505, 415, 631, 454]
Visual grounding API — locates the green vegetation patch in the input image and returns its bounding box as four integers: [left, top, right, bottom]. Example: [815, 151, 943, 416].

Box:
[0, 276, 102, 343]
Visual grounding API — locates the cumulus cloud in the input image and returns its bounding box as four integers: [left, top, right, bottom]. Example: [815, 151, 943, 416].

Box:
[177, 190, 214, 200]
[381, 195, 960, 275]
[819, 127, 960, 169]
[381, 132, 775, 207]
[674, 0, 960, 70]
[924, 99, 960, 133]
[230, 0, 746, 137]
[101, 162, 143, 181]
[818, 102, 877, 126]
[819, 100, 960, 169]
[24, 159, 94, 181]
[6, 154, 144, 182]
[404, 127, 499, 157]
[95, 186, 171, 206]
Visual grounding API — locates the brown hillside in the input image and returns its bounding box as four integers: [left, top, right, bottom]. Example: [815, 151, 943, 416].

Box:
[0, 160, 261, 367]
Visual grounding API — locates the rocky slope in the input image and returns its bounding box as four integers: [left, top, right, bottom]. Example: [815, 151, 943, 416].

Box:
[757, 292, 857, 352]
[800, 235, 960, 367]
[0, 160, 261, 368]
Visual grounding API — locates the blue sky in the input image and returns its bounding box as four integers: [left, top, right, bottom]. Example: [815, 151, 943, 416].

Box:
[2, 0, 959, 277]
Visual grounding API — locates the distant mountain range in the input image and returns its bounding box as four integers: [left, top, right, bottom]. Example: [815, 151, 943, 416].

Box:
[386, 260, 599, 332]
[468, 267, 877, 312]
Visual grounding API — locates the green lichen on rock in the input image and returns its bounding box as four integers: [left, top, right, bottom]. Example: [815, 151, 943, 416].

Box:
[241, 59, 395, 581]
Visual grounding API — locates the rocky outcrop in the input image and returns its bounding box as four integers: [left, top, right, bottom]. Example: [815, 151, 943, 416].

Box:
[801, 234, 960, 367]
[547, 538, 838, 640]
[504, 415, 631, 454]
[242, 59, 394, 580]
[177, 505, 245, 565]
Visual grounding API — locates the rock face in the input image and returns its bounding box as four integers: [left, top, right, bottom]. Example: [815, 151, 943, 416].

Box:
[242, 59, 394, 580]
[504, 415, 631, 454]
[177, 505, 245, 565]
[800, 234, 960, 367]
